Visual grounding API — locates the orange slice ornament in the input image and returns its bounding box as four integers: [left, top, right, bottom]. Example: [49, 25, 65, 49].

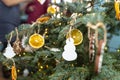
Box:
[29, 33, 45, 49]
[36, 16, 50, 23]
[66, 29, 83, 45]
[47, 5, 56, 14]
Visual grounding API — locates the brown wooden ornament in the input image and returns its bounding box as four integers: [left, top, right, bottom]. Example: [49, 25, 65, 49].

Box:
[13, 27, 24, 54]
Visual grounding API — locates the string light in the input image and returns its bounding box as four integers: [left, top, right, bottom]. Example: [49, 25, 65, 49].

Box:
[40, 66, 43, 69]
[46, 65, 49, 68]
[19, 54, 21, 57]
[17, 69, 20, 73]
[117, 49, 120, 52]
[104, 46, 108, 52]
[23, 52, 26, 55]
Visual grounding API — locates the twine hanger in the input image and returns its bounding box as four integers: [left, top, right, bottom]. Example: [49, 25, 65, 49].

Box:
[8, 31, 13, 43]
[3, 58, 15, 69]
[43, 28, 48, 38]
[68, 26, 72, 39]
[15, 27, 19, 41]
[87, 22, 107, 48]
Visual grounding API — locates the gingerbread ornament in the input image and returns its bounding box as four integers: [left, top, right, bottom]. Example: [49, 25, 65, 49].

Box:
[13, 27, 24, 54]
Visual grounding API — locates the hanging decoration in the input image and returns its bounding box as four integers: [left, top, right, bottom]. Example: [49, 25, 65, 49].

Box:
[3, 42, 16, 59]
[62, 37, 77, 61]
[36, 16, 50, 23]
[13, 27, 24, 54]
[87, 22, 96, 62]
[29, 33, 45, 49]
[94, 40, 105, 74]
[87, 22, 107, 74]
[3, 32, 16, 58]
[3, 58, 17, 80]
[62, 14, 79, 61]
[47, 5, 57, 14]
[66, 29, 83, 45]
[21, 35, 34, 52]
[114, 0, 120, 20]
[21, 35, 28, 49]
[66, 13, 83, 45]
[11, 63, 17, 80]
[88, 33, 95, 62]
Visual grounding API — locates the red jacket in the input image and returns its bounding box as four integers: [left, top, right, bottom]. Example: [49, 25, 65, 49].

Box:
[25, 0, 49, 24]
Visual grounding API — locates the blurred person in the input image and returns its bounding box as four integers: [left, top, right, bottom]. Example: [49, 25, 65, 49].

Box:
[0, 0, 32, 79]
[25, 0, 50, 24]
[0, 0, 32, 52]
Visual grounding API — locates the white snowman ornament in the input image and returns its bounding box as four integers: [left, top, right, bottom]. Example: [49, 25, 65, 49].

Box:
[62, 38, 77, 61]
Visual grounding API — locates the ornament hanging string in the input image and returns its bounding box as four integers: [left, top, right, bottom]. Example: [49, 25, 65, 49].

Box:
[11, 59, 17, 80]
[8, 31, 13, 43]
[3, 58, 15, 69]
[15, 27, 19, 41]
[68, 13, 78, 38]
[87, 23, 96, 62]
[87, 22, 107, 47]
[68, 26, 72, 39]
[95, 22, 107, 46]
[13, 27, 24, 54]
[43, 28, 48, 38]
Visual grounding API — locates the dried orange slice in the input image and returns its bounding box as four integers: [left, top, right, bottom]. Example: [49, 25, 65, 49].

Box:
[29, 33, 44, 49]
[47, 5, 56, 14]
[36, 16, 50, 23]
[66, 29, 83, 45]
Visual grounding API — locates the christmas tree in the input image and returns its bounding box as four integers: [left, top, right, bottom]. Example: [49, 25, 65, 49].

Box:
[0, 0, 120, 80]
